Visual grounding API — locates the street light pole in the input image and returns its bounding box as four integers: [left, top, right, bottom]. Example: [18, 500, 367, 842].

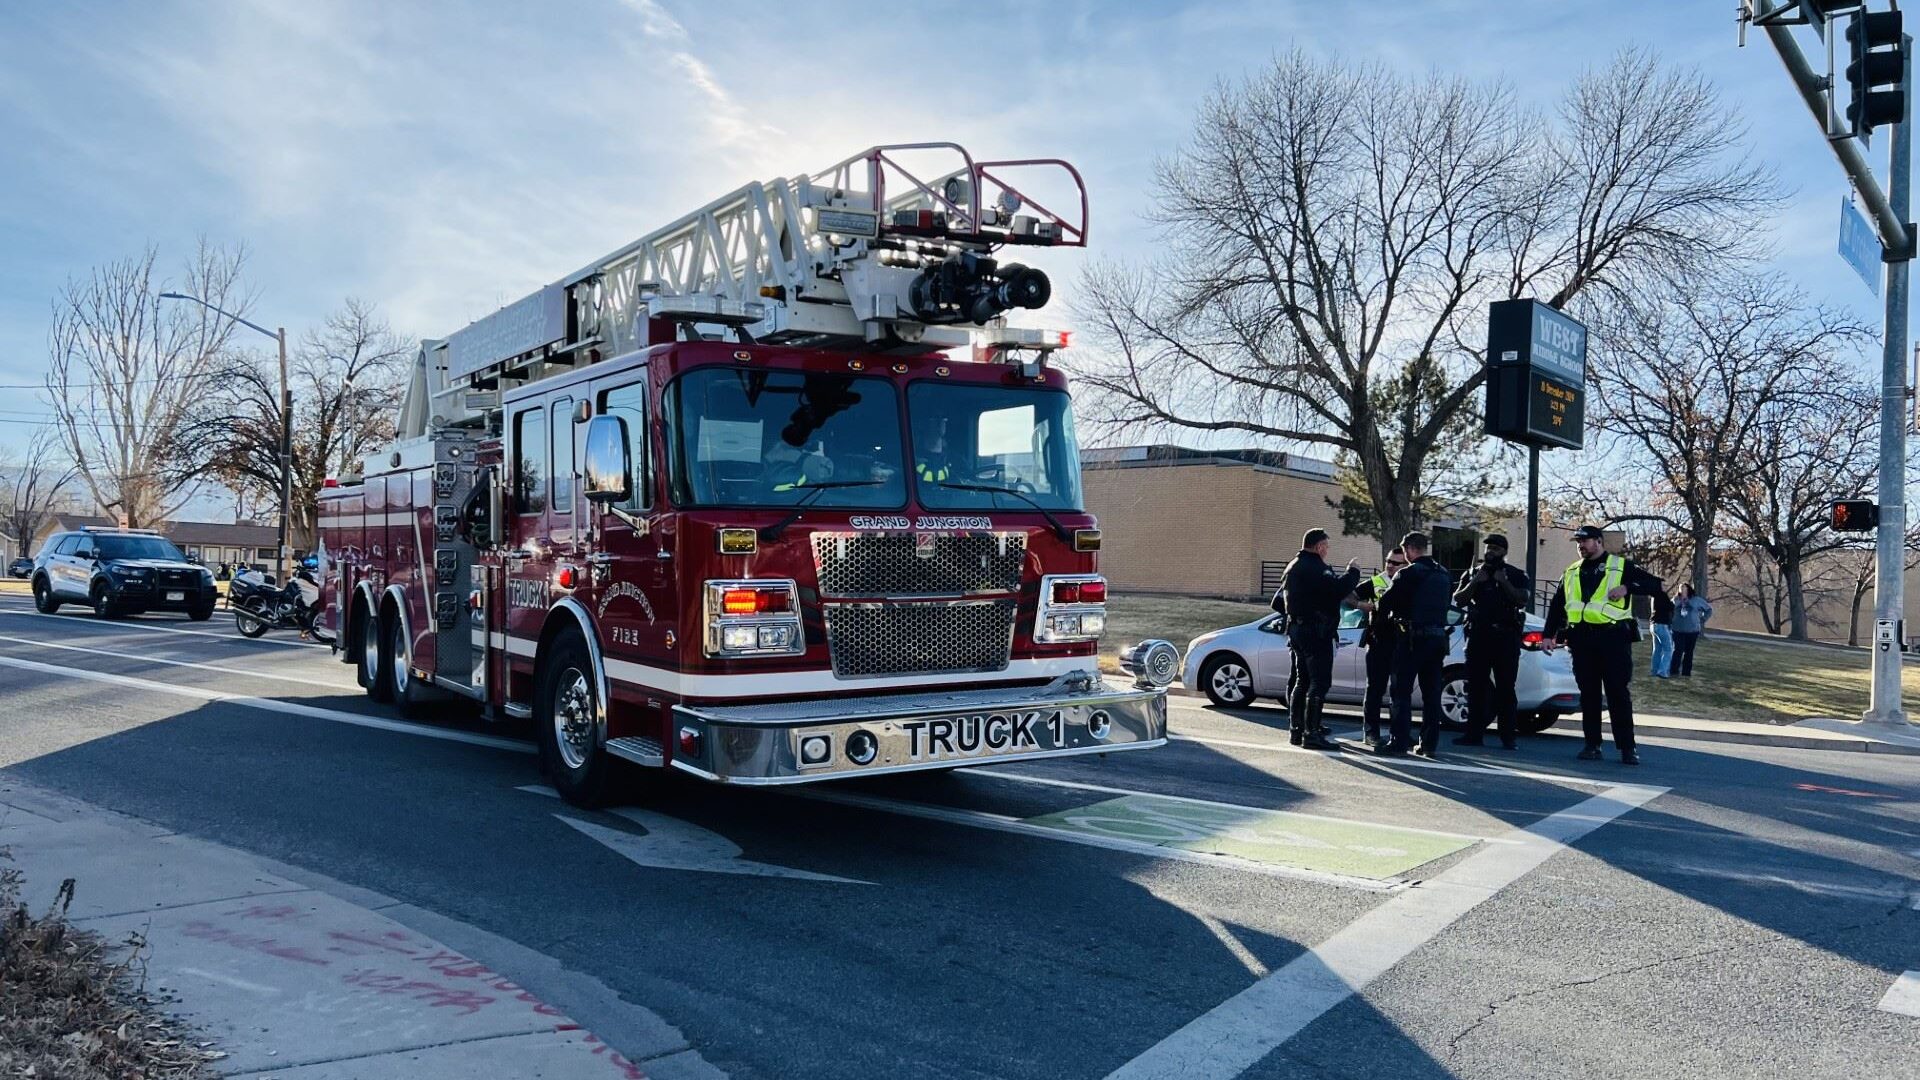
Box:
[158, 291, 294, 585]
[276, 326, 293, 586]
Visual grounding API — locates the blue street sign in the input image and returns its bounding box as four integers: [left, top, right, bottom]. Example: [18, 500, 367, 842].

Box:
[1840, 197, 1883, 297]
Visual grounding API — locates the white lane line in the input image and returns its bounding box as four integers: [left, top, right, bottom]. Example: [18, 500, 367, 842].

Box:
[1168, 732, 1624, 789]
[966, 767, 1517, 845]
[0, 606, 328, 649]
[0, 633, 357, 692]
[0, 654, 532, 755]
[1105, 781, 1668, 1080]
[1881, 971, 1920, 1017]
[797, 787, 1408, 892]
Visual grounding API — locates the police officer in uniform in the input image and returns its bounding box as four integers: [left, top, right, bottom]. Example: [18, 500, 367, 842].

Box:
[1378, 531, 1455, 757]
[1283, 528, 1361, 751]
[1452, 534, 1531, 750]
[1542, 525, 1669, 765]
[1350, 550, 1409, 748]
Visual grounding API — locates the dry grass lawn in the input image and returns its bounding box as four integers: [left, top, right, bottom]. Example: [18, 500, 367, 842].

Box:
[1633, 636, 1920, 724]
[1101, 592, 1919, 724]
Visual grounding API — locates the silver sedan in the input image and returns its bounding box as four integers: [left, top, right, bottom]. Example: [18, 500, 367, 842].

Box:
[1181, 607, 1581, 733]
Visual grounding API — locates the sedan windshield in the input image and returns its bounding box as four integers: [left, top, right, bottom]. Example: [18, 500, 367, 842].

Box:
[667, 368, 908, 508]
[907, 384, 1083, 511]
[94, 536, 189, 561]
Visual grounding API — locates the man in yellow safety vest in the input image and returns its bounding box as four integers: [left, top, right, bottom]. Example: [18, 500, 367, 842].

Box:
[1541, 524, 1669, 765]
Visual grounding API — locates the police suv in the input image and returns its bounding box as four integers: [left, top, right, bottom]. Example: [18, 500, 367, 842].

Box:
[31, 526, 219, 621]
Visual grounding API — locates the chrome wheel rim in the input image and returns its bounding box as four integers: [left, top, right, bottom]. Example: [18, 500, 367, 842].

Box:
[1441, 679, 1467, 725]
[362, 618, 380, 683]
[553, 667, 595, 771]
[1210, 662, 1252, 704]
[390, 620, 409, 694]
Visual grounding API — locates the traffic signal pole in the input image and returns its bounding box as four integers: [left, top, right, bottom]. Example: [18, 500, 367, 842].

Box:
[1866, 38, 1911, 725]
[1747, 2, 1912, 725]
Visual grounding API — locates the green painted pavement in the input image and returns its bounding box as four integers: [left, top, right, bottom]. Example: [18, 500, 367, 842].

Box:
[1025, 794, 1477, 879]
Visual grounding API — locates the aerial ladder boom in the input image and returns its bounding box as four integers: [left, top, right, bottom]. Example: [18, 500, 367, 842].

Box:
[396, 142, 1088, 439]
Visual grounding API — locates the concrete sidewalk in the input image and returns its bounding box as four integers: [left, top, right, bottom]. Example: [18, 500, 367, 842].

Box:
[1168, 684, 1920, 756]
[0, 778, 721, 1080]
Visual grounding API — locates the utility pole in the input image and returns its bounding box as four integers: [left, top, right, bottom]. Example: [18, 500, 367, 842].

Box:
[1744, 0, 1913, 727]
[276, 326, 293, 586]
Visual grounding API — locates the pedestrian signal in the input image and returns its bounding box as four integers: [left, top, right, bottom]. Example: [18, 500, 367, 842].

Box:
[1832, 499, 1880, 532]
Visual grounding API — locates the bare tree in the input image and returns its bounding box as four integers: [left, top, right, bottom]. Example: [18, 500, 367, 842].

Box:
[1073, 48, 1777, 548]
[1727, 381, 1881, 639]
[1571, 272, 1867, 596]
[173, 300, 413, 547]
[0, 427, 77, 557]
[46, 242, 249, 527]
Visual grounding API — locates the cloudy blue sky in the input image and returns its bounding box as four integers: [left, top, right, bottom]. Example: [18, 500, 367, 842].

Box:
[0, 1, 1892, 483]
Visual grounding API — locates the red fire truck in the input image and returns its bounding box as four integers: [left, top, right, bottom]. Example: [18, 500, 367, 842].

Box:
[318, 144, 1176, 806]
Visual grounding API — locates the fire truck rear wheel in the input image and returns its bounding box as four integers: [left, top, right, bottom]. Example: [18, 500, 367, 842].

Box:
[537, 631, 617, 808]
[384, 610, 429, 716]
[360, 605, 392, 702]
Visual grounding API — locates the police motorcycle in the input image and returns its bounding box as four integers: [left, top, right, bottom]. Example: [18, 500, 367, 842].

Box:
[229, 557, 330, 641]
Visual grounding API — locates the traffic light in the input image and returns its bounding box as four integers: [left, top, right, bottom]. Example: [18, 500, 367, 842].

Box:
[1832, 498, 1880, 531]
[1845, 9, 1907, 136]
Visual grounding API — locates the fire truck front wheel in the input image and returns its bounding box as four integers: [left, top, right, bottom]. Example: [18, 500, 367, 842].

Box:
[536, 632, 617, 808]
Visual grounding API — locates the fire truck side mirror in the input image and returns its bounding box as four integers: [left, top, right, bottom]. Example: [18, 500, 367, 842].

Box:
[583, 416, 632, 504]
[460, 466, 504, 548]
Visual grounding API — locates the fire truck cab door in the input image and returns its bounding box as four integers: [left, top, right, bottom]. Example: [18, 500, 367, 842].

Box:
[505, 402, 559, 681]
[584, 373, 671, 686]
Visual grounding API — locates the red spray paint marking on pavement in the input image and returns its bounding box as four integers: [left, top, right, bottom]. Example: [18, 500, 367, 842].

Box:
[198, 905, 636, 1070]
[1794, 782, 1899, 798]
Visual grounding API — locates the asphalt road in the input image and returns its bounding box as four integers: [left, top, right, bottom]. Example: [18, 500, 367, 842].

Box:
[1, 595, 1917, 1079]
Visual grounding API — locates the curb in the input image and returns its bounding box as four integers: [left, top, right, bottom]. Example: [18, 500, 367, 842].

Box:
[1163, 684, 1920, 757]
[1538, 717, 1920, 757]
[0, 777, 723, 1080]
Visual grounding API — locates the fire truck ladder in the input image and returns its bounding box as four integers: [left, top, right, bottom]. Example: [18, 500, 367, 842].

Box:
[398, 143, 1087, 438]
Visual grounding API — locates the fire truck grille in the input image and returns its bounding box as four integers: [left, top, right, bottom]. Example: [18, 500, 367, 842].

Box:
[811, 532, 1026, 597]
[824, 600, 1016, 679]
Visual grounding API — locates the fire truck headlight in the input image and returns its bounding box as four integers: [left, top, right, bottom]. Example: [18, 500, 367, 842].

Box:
[846, 729, 879, 765]
[1078, 612, 1105, 638]
[721, 625, 758, 651]
[758, 625, 793, 650]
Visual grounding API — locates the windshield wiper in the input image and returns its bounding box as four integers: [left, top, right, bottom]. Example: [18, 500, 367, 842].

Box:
[935, 482, 1071, 543]
[758, 480, 886, 542]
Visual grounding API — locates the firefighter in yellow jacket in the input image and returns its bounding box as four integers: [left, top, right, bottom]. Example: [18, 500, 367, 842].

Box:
[1541, 525, 1669, 765]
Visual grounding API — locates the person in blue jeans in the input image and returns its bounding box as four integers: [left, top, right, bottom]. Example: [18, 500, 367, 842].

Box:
[1650, 590, 1675, 678]
[1670, 584, 1712, 677]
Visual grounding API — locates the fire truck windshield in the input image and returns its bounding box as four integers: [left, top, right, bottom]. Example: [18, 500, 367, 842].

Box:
[907, 384, 1083, 512]
[667, 368, 909, 508]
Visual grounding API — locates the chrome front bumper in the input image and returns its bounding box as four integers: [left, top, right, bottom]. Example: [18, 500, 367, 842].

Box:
[667, 670, 1169, 785]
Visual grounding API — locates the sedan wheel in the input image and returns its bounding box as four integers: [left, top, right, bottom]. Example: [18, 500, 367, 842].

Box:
[1439, 672, 1469, 727]
[1201, 655, 1256, 708]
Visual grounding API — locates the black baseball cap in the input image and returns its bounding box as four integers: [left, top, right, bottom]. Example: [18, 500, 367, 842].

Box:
[1571, 525, 1606, 541]
[1483, 534, 1509, 550]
